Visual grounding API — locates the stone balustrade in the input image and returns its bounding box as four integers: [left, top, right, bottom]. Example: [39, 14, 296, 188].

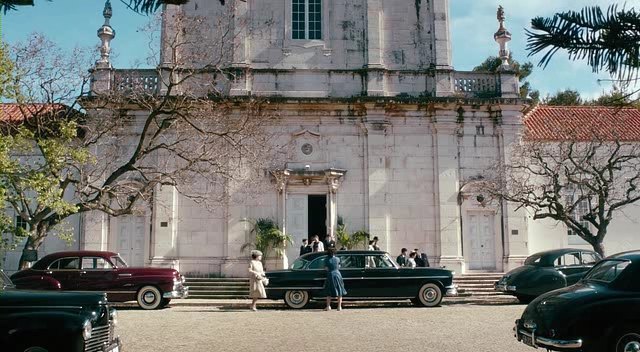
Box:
[112, 69, 159, 94]
[453, 71, 500, 97]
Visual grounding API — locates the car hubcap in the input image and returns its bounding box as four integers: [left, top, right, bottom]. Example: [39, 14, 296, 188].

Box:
[24, 348, 48, 352]
[424, 288, 437, 302]
[624, 341, 640, 352]
[290, 291, 304, 304]
[144, 291, 156, 304]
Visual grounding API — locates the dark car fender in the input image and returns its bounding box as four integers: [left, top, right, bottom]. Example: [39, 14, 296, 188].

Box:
[11, 275, 62, 290]
[513, 267, 566, 296]
[2, 311, 87, 350]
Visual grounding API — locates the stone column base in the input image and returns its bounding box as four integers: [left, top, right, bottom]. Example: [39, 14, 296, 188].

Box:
[149, 257, 179, 270]
[436, 256, 465, 274]
[264, 255, 289, 272]
[221, 257, 251, 278]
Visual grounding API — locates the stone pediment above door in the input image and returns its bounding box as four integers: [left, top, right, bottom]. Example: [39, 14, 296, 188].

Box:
[288, 128, 327, 166]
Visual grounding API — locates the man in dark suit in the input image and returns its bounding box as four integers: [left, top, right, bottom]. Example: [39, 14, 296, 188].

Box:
[299, 239, 312, 256]
[414, 248, 425, 267]
[396, 248, 408, 267]
[324, 234, 336, 249]
[372, 236, 381, 251]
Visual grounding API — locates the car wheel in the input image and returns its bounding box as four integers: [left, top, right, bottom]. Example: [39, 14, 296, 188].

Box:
[615, 331, 640, 352]
[284, 290, 309, 309]
[516, 295, 533, 304]
[160, 298, 172, 308]
[416, 283, 443, 307]
[137, 285, 163, 310]
[23, 347, 49, 352]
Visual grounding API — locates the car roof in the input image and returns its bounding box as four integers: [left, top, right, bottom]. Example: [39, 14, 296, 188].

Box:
[298, 250, 388, 261]
[607, 250, 640, 262]
[33, 251, 119, 269]
[532, 248, 592, 258]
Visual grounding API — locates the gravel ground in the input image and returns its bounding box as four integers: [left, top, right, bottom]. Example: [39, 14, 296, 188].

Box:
[116, 302, 533, 352]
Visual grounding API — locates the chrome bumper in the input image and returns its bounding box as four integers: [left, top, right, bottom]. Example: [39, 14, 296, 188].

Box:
[514, 320, 582, 349]
[495, 283, 516, 292]
[163, 285, 189, 299]
[445, 284, 458, 297]
[102, 336, 122, 352]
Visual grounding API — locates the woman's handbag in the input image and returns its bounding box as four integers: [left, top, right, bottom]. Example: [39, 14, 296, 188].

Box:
[261, 277, 269, 286]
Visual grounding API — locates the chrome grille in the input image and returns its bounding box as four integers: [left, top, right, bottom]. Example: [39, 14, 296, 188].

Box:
[84, 323, 112, 352]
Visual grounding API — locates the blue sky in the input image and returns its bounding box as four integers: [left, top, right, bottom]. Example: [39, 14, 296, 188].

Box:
[4, 0, 638, 98]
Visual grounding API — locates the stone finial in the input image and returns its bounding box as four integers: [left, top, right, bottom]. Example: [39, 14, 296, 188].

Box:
[96, 0, 116, 68]
[494, 5, 512, 69]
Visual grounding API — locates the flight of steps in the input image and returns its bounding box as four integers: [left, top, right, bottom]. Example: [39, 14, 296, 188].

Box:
[454, 273, 508, 298]
[185, 278, 249, 299]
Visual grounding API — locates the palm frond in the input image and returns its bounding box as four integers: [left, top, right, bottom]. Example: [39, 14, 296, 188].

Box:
[526, 5, 640, 80]
[119, 0, 226, 14]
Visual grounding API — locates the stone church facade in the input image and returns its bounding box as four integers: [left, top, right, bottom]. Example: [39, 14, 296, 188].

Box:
[80, 0, 531, 277]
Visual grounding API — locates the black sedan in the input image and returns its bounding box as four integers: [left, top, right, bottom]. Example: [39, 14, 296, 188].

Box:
[514, 250, 640, 352]
[265, 250, 457, 309]
[495, 248, 601, 303]
[0, 270, 121, 352]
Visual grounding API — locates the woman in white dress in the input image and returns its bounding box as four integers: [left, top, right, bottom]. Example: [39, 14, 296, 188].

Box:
[248, 250, 267, 311]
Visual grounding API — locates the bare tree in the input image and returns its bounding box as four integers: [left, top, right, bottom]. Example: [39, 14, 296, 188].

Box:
[1, 6, 280, 268]
[483, 112, 640, 257]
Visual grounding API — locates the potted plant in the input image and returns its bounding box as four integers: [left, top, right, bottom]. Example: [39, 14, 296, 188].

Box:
[241, 218, 293, 270]
[335, 220, 369, 250]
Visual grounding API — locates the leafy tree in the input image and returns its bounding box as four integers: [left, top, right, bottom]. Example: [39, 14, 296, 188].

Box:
[527, 5, 640, 81]
[543, 89, 583, 106]
[473, 55, 539, 100]
[2, 10, 277, 269]
[241, 218, 293, 262]
[0, 0, 225, 14]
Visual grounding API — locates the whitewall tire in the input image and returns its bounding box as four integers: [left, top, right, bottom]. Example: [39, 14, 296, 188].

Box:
[137, 285, 163, 310]
[284, 290, 309, 309]
[417, 283, 443, 307]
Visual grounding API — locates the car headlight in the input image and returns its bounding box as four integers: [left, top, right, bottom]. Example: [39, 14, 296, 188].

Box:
[110, 308, 118, 326]
[82, 320, 92, 340]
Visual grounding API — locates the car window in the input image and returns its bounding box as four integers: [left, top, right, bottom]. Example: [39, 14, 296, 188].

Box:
[111, 256, 128, 268]
[556, 253, 580, 267]
[81, 257, 113, 270]
[365, 255, 395, 269]
[308, 256, 327, 270]
[524, 254, 543, 266]
[583, 260, 631, 283]
[337, 255, 364, 269]
[290, 258, 308, 270]
[581, 252, 600, 265]
[48, 257, 80, 270]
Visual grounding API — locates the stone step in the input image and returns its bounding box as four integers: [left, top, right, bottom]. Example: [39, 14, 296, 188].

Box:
[189, 284, 249, 289]
[185, 278, 249, 282]
[188, 290, 249, 295]
[186, 282, 249, 287]
[188, 294, 249, 299]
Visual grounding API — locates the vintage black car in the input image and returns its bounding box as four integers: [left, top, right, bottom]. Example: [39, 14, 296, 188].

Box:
[514, 250, 640, 352]
[265, 250, 457, 309]
[495, 248, 601, 303]
[0, 270, 121, 352]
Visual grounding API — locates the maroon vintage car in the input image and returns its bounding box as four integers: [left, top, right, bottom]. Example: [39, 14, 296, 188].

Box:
[10, 250, 189, 310]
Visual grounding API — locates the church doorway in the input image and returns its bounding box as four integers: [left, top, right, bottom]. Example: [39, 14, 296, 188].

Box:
[308, 195, 327, 242]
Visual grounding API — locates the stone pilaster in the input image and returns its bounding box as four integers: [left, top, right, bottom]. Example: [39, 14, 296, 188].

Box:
[433, 120, 464, 273]
[150, 184, 179, 269]
[364, 110, 390, 246]
[432, 0, 452, 69]
[81, 211, 109, 251]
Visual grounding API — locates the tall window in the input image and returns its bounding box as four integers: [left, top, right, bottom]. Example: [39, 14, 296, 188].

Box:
[565, 187, 590, 244]
[292, 0, 322, 40]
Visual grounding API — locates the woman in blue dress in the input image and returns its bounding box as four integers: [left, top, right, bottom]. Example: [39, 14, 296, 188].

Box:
[323, 247, 347, 311]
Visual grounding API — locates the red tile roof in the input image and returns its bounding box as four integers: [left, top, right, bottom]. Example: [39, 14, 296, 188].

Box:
[0, 103, 71, 123]
[524, 105, 640, 141]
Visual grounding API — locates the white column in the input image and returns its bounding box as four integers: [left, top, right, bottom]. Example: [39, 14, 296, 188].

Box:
[150, 184, 179, 269]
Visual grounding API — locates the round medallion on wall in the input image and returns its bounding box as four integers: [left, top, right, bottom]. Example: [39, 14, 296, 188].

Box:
[301, 143, 313, 155]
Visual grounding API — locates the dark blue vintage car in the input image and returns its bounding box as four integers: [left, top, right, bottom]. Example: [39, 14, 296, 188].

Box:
[0, 270, 121, 352]
[495, 248, 601, 303]
[265, 250, 457, 309]
[515, 250, 640, 352]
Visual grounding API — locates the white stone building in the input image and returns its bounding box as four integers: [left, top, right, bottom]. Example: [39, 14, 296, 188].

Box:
[3, 1, 639, 276]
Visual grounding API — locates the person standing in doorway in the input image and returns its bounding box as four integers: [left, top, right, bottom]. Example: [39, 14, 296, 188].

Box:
[323, 247, 347, 311]
[372, 236, 381, 251]
[299, 238, 312, 256]
[248, 250, 267, 311]
[414, 248, 425, 267]
[396, 248, 408, 267]
[312, 235, 325, 252]
[324, 233, 336, 249]
[420, 252, 431, 267]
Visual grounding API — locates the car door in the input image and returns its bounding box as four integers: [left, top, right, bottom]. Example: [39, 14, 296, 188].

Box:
[45, 257, 81, 290]
[78, 256, 117, 292]
[336, 254, 366, 297]
[554, 252, 585, 285]
[363, 254, 404, 297]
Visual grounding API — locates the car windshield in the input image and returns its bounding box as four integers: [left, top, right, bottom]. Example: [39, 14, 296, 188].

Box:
[111, 256, 128, 268]
[0, 270, 14, 290]
[291, 258, 308, 270]
[524, 254, 544, 266]
[582, 259, 631, 283]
